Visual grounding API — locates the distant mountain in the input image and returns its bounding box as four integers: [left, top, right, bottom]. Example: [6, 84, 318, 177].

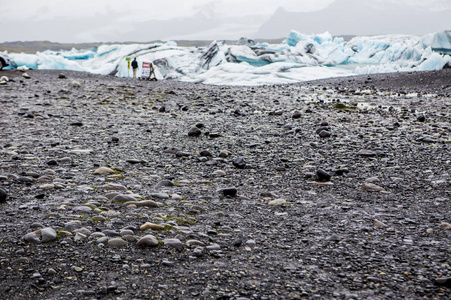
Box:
[256, 0, 451, 38]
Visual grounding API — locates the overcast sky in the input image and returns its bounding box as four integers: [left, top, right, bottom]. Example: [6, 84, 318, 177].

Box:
[1, 0, 450, 43]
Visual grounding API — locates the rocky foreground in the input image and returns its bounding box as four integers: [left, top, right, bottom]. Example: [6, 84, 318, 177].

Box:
[0, 69, 450, 299]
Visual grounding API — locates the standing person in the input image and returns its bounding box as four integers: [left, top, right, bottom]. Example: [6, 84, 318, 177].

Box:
[131, 58, 138, 78]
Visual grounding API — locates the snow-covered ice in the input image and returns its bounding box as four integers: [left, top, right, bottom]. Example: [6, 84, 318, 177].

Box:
[7, 30, 451, 86]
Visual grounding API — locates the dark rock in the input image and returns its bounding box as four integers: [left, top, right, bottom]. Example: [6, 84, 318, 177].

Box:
[58, 73, 67, 79]
[126, 159, 142, 164]
[0, 188, 7, 203]
[233, 157, 246, 169]
[435, 277, 451, 288]
[221, 187, 238, 197]
[175, 151, 190, 157]
[318, 130, 331, 138]
[316, 169, 331, 182]
[292, 111, 302, 119]
[46, 160, 58, 166]
[70, 122, 83, 126]
[208, 132, 222, 138]
[199, 150, 213, 157]
[102, 230, 120, 237]
[232, 239, 242, 247]
[357, 149, 377, 157]
[188, 127, 202, 137]
[417, 115, 426, 122]
[155, 180, 175, 188]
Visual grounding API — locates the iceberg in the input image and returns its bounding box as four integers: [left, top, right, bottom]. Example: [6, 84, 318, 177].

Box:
[7, 30, 451, 86]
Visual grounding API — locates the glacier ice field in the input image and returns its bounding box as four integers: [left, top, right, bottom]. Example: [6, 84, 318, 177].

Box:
[6, 30, 451, 86]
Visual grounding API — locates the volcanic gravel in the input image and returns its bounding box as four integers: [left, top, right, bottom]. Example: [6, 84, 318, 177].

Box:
[0, 69, 450, 299]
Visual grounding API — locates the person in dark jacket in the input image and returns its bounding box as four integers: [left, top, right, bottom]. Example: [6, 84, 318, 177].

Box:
[131, 58, 138, 78]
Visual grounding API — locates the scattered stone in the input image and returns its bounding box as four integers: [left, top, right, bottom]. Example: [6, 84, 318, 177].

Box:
[361, 183, 385, 192]
[315, 169, 331, 182]
[22, 72, 31, 79]
[155, 180, 175, 188]
[268, 198, 287, 206]
[233, 157, 246, 169]
[112, 194, 137, 203]
[94, 167, 116, 174]
[318, 130, 331, 138]
[163, 238, 183, 250]
[357, 149, 377, 157]
[107, 238, 128, 247]
[434, 277, 451, 288]
[188, 127, 202, 137]
[439, 222, 451, 230]
[374, 220, 388, 227]
[133, 200, 159, 208]
[220, 187, 238, 197]
[24, 231, 41, 243]
[136, 235, 159, 247]
[140, 222, 165, 231]
[102, 183, 127, 191]
[200, 150, 213, 157]
[292, 111, 302, 119]
[206, 243, 221, 251]
[126, 159, 142, 164]
[186, 240, 206, 247]
[0, 188, 7, 203]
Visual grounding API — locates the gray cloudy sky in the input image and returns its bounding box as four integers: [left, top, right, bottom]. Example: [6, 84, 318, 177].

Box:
[1, 0, 450, 42]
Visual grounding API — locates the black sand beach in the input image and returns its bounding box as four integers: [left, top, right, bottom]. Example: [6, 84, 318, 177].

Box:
[0, 69, 450, 299]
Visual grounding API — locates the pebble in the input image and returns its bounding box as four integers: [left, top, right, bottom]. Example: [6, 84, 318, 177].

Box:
[136, 235, 159, 247]
[186, 240, 206, 247]
[188, 127, 202, 137]
[24, 227, 57, 243]
[220, 187, 238, 197]
[155, 180, 175, 188]
[73, 206, 93, 213]
[212, 170, 226, 176]
[112, 194, 137, 203]
[171, 193, 183, 200]
[64, 221, 82, 231]
[292, 111, 302, 119]
[40, 227, 57, 242]
[268, 198, 287, 206]
[357, 149, 377, 157]
[374, 220, 388, 227]
[23, 231, 41, 243]
[206, 243, 221, 251]
[102, 183, 127, 191]
[435, 277, 451, 288]
[318, 130, 331, 138]
[0, 188, 7, 203]
[107, 238, 128, 247]
[133, 200, 159, 208]
[315, 169, 331, 182]
[151, 193, 170, 199]
[361, 183, 385, 192]
[94, 167, 116, 174]
[163, 238, 184, 250]
[140, 222, 165, 231]
[233, 157, 246, 169]
[439, 222, 451, 230]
